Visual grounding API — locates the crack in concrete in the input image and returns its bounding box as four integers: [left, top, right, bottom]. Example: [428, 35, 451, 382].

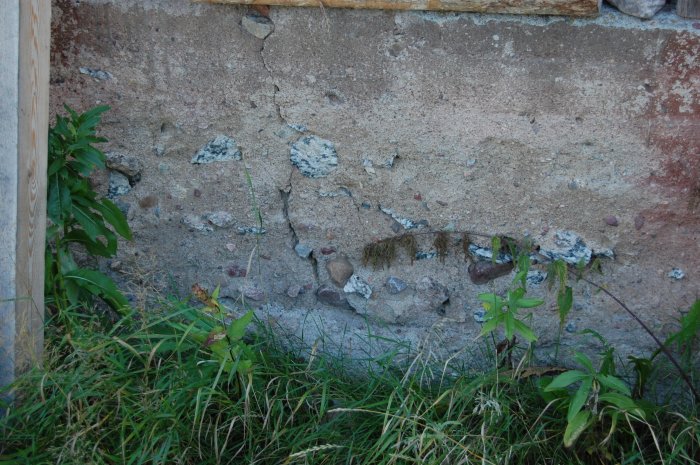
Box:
[259, 26, 288, 125]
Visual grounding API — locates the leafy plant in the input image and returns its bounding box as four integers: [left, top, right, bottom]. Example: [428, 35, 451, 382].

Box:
[45, 104, 132, 313]
[478, 287, 543, 344]
[544, 350, 646, 447]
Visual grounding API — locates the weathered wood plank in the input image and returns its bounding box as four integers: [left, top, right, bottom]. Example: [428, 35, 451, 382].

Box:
[678, 0, 700, 18]
[197, 0, 600, 17]
[14, 0, 51, 375]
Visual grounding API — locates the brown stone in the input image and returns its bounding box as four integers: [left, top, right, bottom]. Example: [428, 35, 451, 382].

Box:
[326, 256, 354, 287]
[468, 261, 514, 285]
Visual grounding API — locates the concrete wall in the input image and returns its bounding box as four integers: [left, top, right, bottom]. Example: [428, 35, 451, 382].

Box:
[49, 0, 699, 363]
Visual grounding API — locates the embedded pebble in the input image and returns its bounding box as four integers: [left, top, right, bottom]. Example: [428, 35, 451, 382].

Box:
[242, 284, 265, 301]
[290, 135, 338, 178]
[227, 265, 247, 278]
[468, 261, 514, 285]
[667, 268, 685, 280]
[326, 256, 354, 286]
[206, 211, 235, 228]
[386, 276, 408, 294]
[604, 215, 619, 227]
[526, 270, 547, 286]
[468, 244, 512, 264]
[236, 226, 266, 235]
[105, 152, 143, 179]
[286, 285, 301, 298]
[344, 275, 372, 299]
[294, 243, 313, 258]
[241, 13, 274, 39]
[565, 321, 578, 333]
[191, 135, 242, 164]
[317, 285, 347, 307]
[79, 67, 112, 80]
[320, 247, 336, 255]
[108, 171, 131, 198]
[473, 308, 487, 323]
[607, 0, 665, 18]
[634, 215, 645, 230]
[182, 214, 213, 232]
[540, 231, 592, 265]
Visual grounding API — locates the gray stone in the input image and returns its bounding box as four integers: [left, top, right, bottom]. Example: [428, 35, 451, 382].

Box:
[242, 284, 265, 302]
[343, 274, 372, 299]
[294, 243, 313, 258]
[191, 135, 242, 164]
[667, 268, 685, 280]
[105, 151, 143, 179]
[317, 285, 347, 307]
[326, 256, 354, 287]
[526, 270, 548, 286]
[236, 226, 267, 235]
[206, 211, 235, 228]
[473, 308, 487, 323]
[540, 231, 592, 266]
[290, 135, 338, 178]
[182, 214, 213, 232]
[565, 321, 578, 333]
[468, 244, 513, 264]
[607, 0, 665, 18]
[379, 205, 425, 230]
[286, 284, 301, 298]
[241, 14, 274, 40]
[386, 276, 407, 294]
[79, 66, 112, 80]
[108, 171, 131, 197]
[414, 277, 449, 313]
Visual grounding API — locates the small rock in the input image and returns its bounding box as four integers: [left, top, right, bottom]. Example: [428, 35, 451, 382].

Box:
[473, 308, 487, 323]
[225, 243, 236, 252]
[468, 244, 512, 264]
[634, 214, 645, 230]
[526, 270, 547, 286]
[344, 275, 372, 299]
[466, 159, 477, 167]
[294, 243, 313, 258]
[379, 206, 424, 230]
[326, 256, 354, 287]
[227, 265, 247, 278]
[108, 171, 131, 197]
[565, 321, 578, 333]
[154, 144, 165, 157]
[667, 268, 686, 280]
[236, 226, 267, 235]
[194, 188, 202, 198]
[468, 261, 514, 285]
[607, 0, 665, 19]
[79, 66, 112, 80]
[191, 135, 242, 164]
[241, 13, 274, 39]
[109, 260, 122, 271]
[138, 195, 158, 209]
[414, 193, 422, 201]
[540, 231, 592, 265]
[361, 201, 372, 209]
[105, 152, 143, 180]
[317, 285, 347, 307]
[206, 211, 235, 228]
[290, 135, 338, 178]
[604, 215, 619, 227]
[182, 214, 213, 232]
[286, 285, 301, 298]
[320, 247, 336, 255]
[386, 276, 408, 294]
[242, 284, 265, 301]
[415, 251, 438, 260]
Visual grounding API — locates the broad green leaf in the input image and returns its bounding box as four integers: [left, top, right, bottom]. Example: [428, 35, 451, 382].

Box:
[563, 410, 590, 448]
[63, 230, 113, 257]
[227, 310, 254, 342]
[557, 286, 573, 323]
[598, 374, 631, 396]
[96, 198, 132, 239]
[568, 377, 592, 422]
[515, 297, 544, 309]
[72, 203, 106, 241]
[513, 319, 537, 342]
[545, 370, 588, 391]
[479, 317, 500, 336]
[574, 352, 595, 373]
[63, 268, 129, 311]
[599, 392, 645, 419]
[504, 312, 515, 340]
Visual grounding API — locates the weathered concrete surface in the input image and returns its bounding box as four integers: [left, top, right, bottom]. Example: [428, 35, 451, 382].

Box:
[50, 0, 699, 365]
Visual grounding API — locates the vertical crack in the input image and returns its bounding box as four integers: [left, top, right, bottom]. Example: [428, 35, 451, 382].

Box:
[260, 29, 288, 125]
[280, 187, 319, 283]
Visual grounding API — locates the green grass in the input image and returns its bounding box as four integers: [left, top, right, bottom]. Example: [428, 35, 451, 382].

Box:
[1, 301, 698, 465]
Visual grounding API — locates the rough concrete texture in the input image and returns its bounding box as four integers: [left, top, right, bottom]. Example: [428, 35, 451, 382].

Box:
[50, 0, 699, 366]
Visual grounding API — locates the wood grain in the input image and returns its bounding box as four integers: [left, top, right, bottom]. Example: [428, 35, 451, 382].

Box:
[15, 0, 50, 373]
[197, 0, 600, 16]
[678, 0, 700, 18]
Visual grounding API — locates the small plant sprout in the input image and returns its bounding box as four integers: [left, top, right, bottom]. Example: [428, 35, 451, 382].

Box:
[478, 287, 543, 343]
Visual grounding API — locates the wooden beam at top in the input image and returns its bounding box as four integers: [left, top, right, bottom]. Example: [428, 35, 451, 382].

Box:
[197, 0, 600, 17]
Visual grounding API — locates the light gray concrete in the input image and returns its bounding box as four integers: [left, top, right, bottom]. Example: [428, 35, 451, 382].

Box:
[0, 0, 20, 392]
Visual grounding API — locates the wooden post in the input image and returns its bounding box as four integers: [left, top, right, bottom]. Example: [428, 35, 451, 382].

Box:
[197, 0, 600, 16]
[678, 0, 700, 18]
[0, 0, 50, 397]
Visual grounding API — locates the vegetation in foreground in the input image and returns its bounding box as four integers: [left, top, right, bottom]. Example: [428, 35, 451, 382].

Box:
[2, 105, 698, 465]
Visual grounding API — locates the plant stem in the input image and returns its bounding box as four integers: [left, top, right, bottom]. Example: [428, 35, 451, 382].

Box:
[574, 271, 699, 404]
